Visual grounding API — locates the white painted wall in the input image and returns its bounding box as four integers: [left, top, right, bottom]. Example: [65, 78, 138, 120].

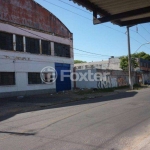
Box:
[76, 69, 97, 89]
[75, 69, 137, 89]
[0, 22, 74, 96]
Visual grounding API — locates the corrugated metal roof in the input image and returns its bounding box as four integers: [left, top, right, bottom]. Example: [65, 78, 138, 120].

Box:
[71, 0, 150, 26]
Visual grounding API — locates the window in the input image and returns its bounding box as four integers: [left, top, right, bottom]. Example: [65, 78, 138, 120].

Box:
[26, 37, 40, 54]
[54, 43, 70, 58]
[41, 40, 51, 55]
[0, 72, 15, 85]
[28, 73, 42, 84]
[16, 35, 23, 52]
[0, 32, 13, 50]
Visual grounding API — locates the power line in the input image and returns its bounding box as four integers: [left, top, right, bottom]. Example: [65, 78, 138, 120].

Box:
[74, 55, 109, 58]
[74, 52, 110, 57]
[42, 0, 150, 49]
[140, 25, 150, 35]
[73, 47, 111, 56]
[43, 0, 126, 34]
[6, 0, 149, 59]
[74, 53, 110, 58]
[57, 0, 91, 14]
[0, 54, 108, 64]
[129, 28, 150, 44]
[137, 32, 149, 42]
[10, 24, 114, 57]
[43, 0, 91, 21]
[11, 14, 149, 58]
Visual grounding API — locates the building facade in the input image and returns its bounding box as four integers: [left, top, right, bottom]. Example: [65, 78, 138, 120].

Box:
[136, 58, 150, 84]
[0, 0, 73, 97]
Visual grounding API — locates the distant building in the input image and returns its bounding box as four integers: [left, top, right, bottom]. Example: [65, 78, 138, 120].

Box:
[138, 58, 150, 72]
[74, 57, 150, 86]
[136, 58, 150, 84]
[0, 0, 73, 98]
[74, 57, 121, 70]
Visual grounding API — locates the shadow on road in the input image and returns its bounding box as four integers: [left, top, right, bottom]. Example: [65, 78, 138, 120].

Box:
[0, 91, 138, 122]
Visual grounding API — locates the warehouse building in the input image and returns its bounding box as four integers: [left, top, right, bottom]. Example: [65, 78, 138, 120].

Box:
[0, 0, 73, 97]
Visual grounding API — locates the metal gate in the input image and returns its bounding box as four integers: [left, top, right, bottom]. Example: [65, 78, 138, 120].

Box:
[55, 63, 71, 92]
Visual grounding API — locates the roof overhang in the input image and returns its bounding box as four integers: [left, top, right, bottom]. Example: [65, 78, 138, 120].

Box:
[71, 0, 150, 26]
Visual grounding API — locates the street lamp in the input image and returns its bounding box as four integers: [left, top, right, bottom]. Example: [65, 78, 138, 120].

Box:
[135, 42, 150, 53]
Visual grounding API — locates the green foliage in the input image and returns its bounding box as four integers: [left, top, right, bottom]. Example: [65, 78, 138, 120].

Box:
[132, 52, 150, 61]
[74, 60, 87, 64]
[120, 56, 129, 70]
[120, 52, 150, 70]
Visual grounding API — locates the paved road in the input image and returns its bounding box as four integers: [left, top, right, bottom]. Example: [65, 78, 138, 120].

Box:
[0, 88, 150, 150]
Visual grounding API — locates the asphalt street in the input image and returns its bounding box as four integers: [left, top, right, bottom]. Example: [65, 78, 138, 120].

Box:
[0, 88, 150, 150]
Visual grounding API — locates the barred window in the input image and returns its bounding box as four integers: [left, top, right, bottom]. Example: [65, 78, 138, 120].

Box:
[42, 40, 51, 55]
[28, 73, 42, 84]
[54, 43, 70, 58]
[0, 72, 15, 85]
[16, 35, 23, 52]
[0, 32, 13, 51]
[26, 37, 40, 54]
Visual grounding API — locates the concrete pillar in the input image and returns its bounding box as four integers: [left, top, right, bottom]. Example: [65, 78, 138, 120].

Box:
[23, 36, 26, 52]
[13, 34, 16, 51]
[70, 40, 73, 58]
[39, 40, 42, 54]
[51, 42, 54, 56]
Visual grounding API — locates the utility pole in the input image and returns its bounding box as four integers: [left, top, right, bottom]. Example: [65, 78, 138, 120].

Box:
[127, 26, 133, 90]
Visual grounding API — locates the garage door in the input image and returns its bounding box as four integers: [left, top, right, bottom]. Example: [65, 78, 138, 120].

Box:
[55, 63, 71, 92]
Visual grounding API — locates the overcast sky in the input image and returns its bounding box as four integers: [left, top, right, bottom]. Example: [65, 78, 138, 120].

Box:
[35, 0, 150, 62]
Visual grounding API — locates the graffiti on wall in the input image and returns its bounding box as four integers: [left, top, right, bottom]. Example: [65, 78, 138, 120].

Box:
[97, 72, 113, 89]
[97, 75, 111, 88]
[117, 77, 128, 87]
[96, 70, 129, 89]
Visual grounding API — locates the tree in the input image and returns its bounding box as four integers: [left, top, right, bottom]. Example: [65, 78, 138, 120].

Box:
[132, 52, 150, 61]
[120, 51, 150, 71]
[74, 60, 87, 64]
[137, 52, 150, 61]
[120, 56, 138, 71]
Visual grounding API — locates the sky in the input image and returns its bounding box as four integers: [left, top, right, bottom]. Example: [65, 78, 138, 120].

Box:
[34, 0, 150, 62]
